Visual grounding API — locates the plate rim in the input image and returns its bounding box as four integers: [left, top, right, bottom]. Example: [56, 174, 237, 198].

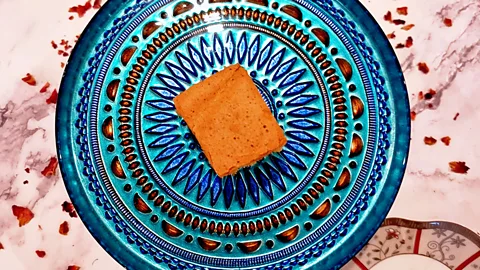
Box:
[56, 0, 411, 269]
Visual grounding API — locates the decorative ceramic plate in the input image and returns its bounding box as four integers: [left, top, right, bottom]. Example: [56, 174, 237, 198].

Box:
[56, 0, 410, 269]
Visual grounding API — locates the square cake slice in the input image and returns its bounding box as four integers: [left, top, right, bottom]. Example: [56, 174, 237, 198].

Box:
[174, 64, 287, 177]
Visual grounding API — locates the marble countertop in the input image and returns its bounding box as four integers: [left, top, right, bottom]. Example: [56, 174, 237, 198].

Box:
[0, 0, 478, 269]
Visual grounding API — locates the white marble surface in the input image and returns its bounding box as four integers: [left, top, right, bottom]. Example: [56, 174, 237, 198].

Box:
[0, 0, 478, 269]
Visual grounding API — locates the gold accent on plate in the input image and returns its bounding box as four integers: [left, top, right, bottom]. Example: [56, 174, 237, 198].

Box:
[310, 199, 331, 220]
[121, 46, 137, 66]
[102, 116, 114, 140]
[237, 240, 262, 253]
[334, 168, 351, 191]
[162, 220, 184, 237]
[111, 156, 126, 179]
[276, 225, 300, 243]
[336, 58, 353, 81]
[349, 133, 364, 157]
[198, 237, 221, 251]
[351, 96, 364, 119]
[134, 193, 152, 213]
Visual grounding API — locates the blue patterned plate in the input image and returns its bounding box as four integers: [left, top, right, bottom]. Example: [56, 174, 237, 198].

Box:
[56, 0, 410, 269]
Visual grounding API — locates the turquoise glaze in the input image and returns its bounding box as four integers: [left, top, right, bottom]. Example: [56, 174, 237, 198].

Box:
[56, 0, 410, 269]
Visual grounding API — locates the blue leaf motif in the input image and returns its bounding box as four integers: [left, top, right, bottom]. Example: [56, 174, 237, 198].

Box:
[286, 95, 319, 106]
[288, 107, 321, 117]
[279, 69, 306, 89]
[281, 150, 307, 170]
[257, 40, 273, 70]
[151, 87, 177, 100]
[225, 31, 236, 64]
[287, 119, 322, 130]
[254, 167, 273, 200]
[172, 159, 196, 186]
[210, 176, 223, 206]
[145, 112, 178, 122]
[197, 169, 212, 201]
[145, 124, 178, 135]
[283, 81, 314, 96]
[162, 152, 189, 174]
[248, 35, 260, 66]
[176, 51, 198, 76]
[270, 155, 298, 181]
[149, 134, 181, 148]
[223, 176, 234, 209]
[273, 58, 297, 81]
[262, 163, 287, 191]
[200, 37, 214, 67]
[285, 141, 315, 157]
[286, 130, 319, 143]
[235, 174, 247, 208]
[213, 33, 224, 65]
[187, 43, 205, 72]
[237, 32, 248, 64]
[165, 62, 190, 83]
[266, 48, 286, 75]
[146, 100, 175, 110]
[244, 170, 260, 205]
[184, 165, 203, 195]
[156, 74, 185, 91]
[154, 144, 184, 161]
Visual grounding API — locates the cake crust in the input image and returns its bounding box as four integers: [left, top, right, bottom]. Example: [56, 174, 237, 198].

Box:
[174, 64, 287, 177]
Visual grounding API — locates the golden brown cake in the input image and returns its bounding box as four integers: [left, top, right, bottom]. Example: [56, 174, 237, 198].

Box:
[174, 64, 287, 177]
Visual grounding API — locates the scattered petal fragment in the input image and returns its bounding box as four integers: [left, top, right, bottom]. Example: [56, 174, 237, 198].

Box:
[424, 136, 437, 145]
[12, 205, 34, 227]
[441, 136, 451, 146]
[449, 162, 469, 174]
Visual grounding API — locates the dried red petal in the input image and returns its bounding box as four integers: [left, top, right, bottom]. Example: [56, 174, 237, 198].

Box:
[36, 250, 46, 258]
[40, 82, 50, 93]
[12, 205, 34, 227]
[410, 111, 416, 121]
[453, 113, 460, 121]
[41, 157, 58, 177]
[93, 0, 102, 9]
[51, 41, 58, 49]
[69, 16, 74, 20]
[418, 91, 424, 100]
[46, 90, 58, 105]
[397, 7, 408, 15]
[68, 266, 81, 270]
[424, 136, 437, 145]
[69, 1, 92, 18]
[395, 43, 405, 49]
[61, 62, 66, 68]
[59, 221, 70, 235]
[23, 180, 29, 184]
[401, 24, 415, 31]
[22, 73, 37, 86]
[444, 18, 453, 27]
[62, 201, 78, 218]
[449, 161, 469, 174]
[384, 11, 392, 22]
[0, 242, 3, 249]
[405, 36, 413, 48]
[393, 19, 406, 25]
[418, 62, 430, 74]
[441, 136, 451, 146]
[424, 89, 436, 99]
[387, 32, 396, 39]
[25, 168, 30, 173]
